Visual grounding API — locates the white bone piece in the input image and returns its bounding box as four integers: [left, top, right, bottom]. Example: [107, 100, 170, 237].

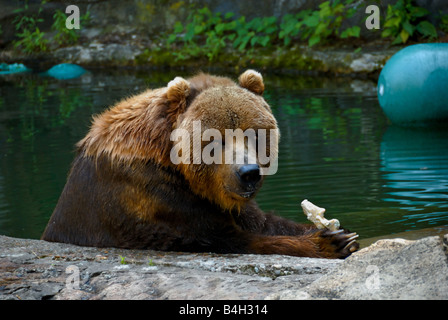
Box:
[301, 199, 340, 231]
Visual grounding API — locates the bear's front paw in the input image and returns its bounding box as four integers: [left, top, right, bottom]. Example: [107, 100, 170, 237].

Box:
[314, 229, 359, 259]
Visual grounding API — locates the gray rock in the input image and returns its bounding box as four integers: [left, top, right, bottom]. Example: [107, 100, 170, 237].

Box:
[1, 234, 447, 300]
[269, 236, 448, 300]
[0, 235, 340, 300]
[350, 53, 384, 73]
[53, 44, 143, 66]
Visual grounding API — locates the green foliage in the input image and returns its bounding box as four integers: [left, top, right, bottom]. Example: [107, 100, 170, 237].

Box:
[233, 16, 278, 50]
[278, 14, 302, 46]
[52, 9, 90, 46]
[119, 256, 127, 265]
[290, 0, 361, 47]
[14, 26, 48, 53]
[13, 0, 48, 53]
[167, 7, 280, 61]
[166, 2, 363, 61]
[381, 0, 438, 44]
[165, 1, 447, 62]
[13, 2, 90, 53]
[439, 14, 448, 33]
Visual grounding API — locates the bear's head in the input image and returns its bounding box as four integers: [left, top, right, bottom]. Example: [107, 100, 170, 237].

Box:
[79, 70, 279, 213]
[167, 70, 279, 212]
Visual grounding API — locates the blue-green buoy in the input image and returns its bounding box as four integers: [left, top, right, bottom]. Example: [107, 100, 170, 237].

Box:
[46, 63, 86, 80]
[377, 44, 448, 125]
[0, 63, 29, 75]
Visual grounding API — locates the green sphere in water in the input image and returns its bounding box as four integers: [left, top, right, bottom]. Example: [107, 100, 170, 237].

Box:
[377, 44, 448, 125]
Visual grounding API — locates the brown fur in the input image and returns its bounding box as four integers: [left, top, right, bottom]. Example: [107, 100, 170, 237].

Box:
[42, 70, 359, 258]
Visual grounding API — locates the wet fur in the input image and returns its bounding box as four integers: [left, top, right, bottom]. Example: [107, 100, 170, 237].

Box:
[42, 71, 358, 258]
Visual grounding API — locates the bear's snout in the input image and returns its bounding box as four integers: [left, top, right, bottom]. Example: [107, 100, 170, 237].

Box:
[237, 164, 261, 197]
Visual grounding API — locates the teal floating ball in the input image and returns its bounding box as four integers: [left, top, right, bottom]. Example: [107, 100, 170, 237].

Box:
[377, 44, 448, 125]
[0, 63, 29, 75]
[46, 63, 86, 80]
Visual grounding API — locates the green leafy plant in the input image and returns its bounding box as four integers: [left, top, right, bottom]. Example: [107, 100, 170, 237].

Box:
[166, 2, 364, 61]
[167, 7, 225, 61]
[291, 0, 360, 47]
[14, 27, 48, 53]
[13, 0, 48, 53]
[165, 0, 444, 63]
[233, 16, 278, 51]
[279, 13, 305, 46]
[438, 13, 448, 33]
[119, 255, 127, 265]
[167, 7, 280, 61]
[382, 0, 438, 44]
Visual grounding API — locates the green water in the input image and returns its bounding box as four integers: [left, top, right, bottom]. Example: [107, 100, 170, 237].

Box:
[0, 69, 447, 241]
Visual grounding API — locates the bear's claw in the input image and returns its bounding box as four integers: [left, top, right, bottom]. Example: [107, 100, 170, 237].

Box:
[316, 228, 360, 258]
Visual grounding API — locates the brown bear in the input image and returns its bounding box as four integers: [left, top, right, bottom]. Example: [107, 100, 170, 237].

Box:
[41, 70, 359, 258]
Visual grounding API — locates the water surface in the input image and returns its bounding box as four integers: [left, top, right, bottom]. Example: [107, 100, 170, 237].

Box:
[0, 69, 447, 240]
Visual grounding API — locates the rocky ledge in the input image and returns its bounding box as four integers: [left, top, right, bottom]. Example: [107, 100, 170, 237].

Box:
[1, 44, 398, 77]
[1, 234, 447, 300]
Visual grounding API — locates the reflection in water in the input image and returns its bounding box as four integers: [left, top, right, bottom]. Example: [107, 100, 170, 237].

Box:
[380, 126, 448, 225]
[256, 81, 391, 238]
[0, 70, 447, 240]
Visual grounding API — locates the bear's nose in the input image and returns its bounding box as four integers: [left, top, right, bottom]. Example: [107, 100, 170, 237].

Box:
[238, 164, 261, 187]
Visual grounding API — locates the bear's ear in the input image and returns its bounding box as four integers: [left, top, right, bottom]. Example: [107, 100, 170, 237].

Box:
[238, 70, 264, 95]
[167, 77, 190, 105]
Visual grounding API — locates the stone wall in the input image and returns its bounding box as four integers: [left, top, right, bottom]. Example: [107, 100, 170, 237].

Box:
[1, 234, 447, 300]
